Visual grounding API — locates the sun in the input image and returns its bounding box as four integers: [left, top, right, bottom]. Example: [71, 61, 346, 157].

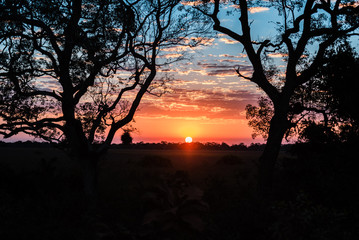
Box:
[185, 136, 192, 143]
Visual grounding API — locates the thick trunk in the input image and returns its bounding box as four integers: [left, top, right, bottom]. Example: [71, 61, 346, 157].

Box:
[258, 112, 289, 199]
[63, 119, 98, 207]
[79, 152, 99, 212]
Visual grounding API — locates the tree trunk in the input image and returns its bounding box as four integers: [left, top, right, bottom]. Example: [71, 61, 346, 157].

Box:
[79, 152, 99, 212]
[258, 112, 289, 199]
[63, 119, 100, 210]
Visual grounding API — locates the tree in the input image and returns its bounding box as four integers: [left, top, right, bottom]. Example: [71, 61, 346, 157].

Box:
[0, 0, 210, 204]
[191, 0, 359, 196]
[121, 130, 133, 145]
[246, 43, 359, 144]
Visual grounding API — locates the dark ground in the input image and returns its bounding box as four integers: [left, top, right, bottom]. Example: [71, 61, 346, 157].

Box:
[0, 144, 358, 240]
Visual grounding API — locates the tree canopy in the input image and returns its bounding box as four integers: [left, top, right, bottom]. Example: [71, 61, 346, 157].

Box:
[189, 0, 359, 195]
[0, 0, 210, 154]
[246, 43, 359, 143]
[120, 130, 133, 145]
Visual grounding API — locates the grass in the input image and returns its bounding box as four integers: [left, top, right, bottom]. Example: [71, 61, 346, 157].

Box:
[0, 147, 264, 239]
[2, 146, 356, 240]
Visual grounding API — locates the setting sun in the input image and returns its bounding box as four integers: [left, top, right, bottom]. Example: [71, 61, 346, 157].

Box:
[185, 136, 193, 143]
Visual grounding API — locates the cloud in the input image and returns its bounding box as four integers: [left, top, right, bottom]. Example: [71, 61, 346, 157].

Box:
[248, 7, 270, 13]
[178, 69, 209, 76]
[219, 38, 238, 44]
[158, 68, 173, 73]
[162, 45, 193, 52]
[219, 54, 247, 58]
[268, 53, 288, 58]
[161, 38, 215, 53]
[196, 62, 253, 76]
[339, 2, 359, 8]
[210, 107, 226, 113]
[202, 80, 218, 85]
[197, 62, 235, 69]
[219, 59, 245, 63]
[35, 76, 63, 92]
[222, 81, 241, 85]
[227, 5, 270, 13]
[160, 53, 183, 59]
[168, 102, 200, 111]
[138, 87, 260, 120]
[206, 69, 237, 76]
[180, 0, 206, 7]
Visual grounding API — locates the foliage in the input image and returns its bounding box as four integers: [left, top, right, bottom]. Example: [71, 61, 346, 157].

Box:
[0, 0, 211, 154]
[121, 130, 133, 145]
[245, 97, 274, 140]
[190, 0, 359, 193]
[312, 42, 359, 124]
[0, 0, 212, 205]
[297, 121, 338, 144]
[246, 43, 359, 144]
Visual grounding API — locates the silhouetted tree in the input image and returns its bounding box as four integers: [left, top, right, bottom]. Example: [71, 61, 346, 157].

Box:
[190, 0, 359, 196]
[121, 130, 133, 145]
[246, 43, 359, 144]
[0, 0, 210, 205]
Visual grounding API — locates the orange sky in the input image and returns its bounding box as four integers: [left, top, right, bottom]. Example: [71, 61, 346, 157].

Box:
[111, 51, 266, 145]
[110, 30, 269, 144]
[2, 22, 268, 146]
[119, 7, 276, 145]
[113, 115, 262, 145]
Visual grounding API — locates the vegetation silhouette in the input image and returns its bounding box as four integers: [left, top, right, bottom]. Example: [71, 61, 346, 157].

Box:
[1, 1, 359, 239]
[1, 140, 358, 239]
[120, 130, 133, 145]
[246, 43, 359, 145]
[191, 0, 359, 197]
[0, 0, 210, 210]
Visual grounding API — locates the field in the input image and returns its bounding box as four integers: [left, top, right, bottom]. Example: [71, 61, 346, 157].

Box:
[0, 146, 267, 239]
[0, 147, 263, 188]
[1, 145, 358, 240]
[0, 147, 266, 195]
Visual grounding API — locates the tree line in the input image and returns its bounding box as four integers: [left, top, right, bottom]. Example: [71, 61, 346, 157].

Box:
[0, 139, 275, 151]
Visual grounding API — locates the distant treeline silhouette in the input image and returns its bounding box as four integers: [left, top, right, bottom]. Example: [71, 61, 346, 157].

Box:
[0, 140, 294, 151]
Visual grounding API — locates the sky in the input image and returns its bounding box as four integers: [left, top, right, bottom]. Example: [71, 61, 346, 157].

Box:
[5, 2, 357, 145]
[0, 3, 291, 145]
[112, 5, 279, 145]
[126, 1, 359, 144]
[1, 2, 279, 145]
[130, 1, 359, 145]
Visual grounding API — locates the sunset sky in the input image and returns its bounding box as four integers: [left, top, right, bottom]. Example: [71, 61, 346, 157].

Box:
[1, 3, 281, 145]
[113, 5, 280, 145]
[5, 2, 356, 145]
[0, 4, 301, 145]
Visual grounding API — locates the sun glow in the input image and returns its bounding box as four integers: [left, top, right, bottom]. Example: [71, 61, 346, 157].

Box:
[185, 136, 193, 143]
